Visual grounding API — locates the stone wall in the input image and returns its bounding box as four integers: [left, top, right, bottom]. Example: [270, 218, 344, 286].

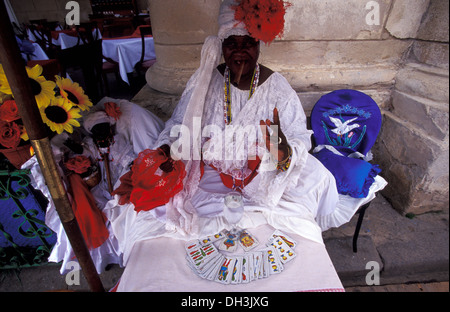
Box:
[10, 0, 92, 24]
[144, 0, 448, 215]
[373, 0, 449, 214]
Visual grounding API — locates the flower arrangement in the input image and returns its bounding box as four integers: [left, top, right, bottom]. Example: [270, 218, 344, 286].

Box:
[0, 63, 92, 167]
[232, 0, 291, 44]
[0, 64, 92, 144]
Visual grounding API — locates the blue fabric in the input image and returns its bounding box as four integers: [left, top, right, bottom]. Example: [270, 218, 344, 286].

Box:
[314, 148, 381, 198]
[0, 182, 55, 248]
[311, 89, 382, 157]
[310, 89, 383, 198]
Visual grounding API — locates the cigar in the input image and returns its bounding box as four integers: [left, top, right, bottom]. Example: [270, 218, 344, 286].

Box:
[233, 61, 245, 87]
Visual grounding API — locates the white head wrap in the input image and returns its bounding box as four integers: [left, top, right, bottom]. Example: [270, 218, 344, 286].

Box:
[218, 0, 250, 41]
[83, 110, 116, 134]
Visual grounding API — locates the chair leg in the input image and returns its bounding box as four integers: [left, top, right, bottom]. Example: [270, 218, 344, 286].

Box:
[102, 72, 110, 96]
[352, 202, 371, 253]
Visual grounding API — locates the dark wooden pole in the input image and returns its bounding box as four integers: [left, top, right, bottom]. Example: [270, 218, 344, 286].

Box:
[0, 2, 104, 292]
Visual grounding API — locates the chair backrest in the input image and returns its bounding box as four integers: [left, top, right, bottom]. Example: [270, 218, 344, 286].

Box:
[57, 23, 103, 102]
[25, 23, 60, 59]
[139, 25, 153, 64]
[310, 89, 382, 158]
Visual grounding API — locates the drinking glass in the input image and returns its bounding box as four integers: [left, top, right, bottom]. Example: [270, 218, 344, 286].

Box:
[223, 190, 244, 234]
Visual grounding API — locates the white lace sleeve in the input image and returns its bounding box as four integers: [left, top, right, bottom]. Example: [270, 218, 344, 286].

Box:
[152, 86, 194, 150]
[245, 73, 313, 207]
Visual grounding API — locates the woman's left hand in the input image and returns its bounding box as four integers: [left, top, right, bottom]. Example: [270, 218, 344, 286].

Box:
[259, 107, 290, 161]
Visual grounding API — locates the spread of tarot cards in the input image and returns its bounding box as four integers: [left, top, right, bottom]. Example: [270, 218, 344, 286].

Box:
[185, 229, 297, 285]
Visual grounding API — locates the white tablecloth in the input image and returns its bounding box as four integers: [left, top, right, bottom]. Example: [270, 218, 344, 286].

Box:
[102, 36, 156, 84]
[22, 42, 49, 61]
[27, 29, 102, 50]
[116, 224, 344, 292]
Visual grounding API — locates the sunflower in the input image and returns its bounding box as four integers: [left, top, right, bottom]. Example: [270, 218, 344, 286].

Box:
[40, 96, 81, 134]
[56, 76, 92, 111]
[0, 64, 56, 108]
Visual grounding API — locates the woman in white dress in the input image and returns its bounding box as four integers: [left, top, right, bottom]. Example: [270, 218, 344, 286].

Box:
[105, 0, 342, 266]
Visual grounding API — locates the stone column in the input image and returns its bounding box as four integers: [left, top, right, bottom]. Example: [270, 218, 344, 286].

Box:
[145, 0, 221, 95]
[374, 0, 449, 215]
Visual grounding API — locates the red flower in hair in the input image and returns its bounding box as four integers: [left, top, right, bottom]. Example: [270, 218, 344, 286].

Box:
[0, 120, 21, 148]
[104, 102, 122, 121]
[65, 155, 92, 174]
[233, 0, 291, 44]
[0, 100, 21, 122]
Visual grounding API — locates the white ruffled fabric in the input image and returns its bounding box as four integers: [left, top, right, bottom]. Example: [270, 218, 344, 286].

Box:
[22, 156, 123, 275]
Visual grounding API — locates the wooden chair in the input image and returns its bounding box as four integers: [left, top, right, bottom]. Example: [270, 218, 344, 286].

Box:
[26, 59, 63, 82]
[53, 22, 104, 102]
[80, 22, 121, 95]
[25, 23, 61, 60]
[134, 25, 156, 78]
[101, 56, 120, 96]
[76, 22, 122, 98]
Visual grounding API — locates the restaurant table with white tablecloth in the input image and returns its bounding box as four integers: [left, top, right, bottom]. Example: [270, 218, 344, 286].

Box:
[27, 28, 102, 50]
[102, 36, 156, 84]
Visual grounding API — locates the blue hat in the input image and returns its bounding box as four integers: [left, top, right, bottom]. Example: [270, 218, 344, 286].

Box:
[311, 89, 382, 158]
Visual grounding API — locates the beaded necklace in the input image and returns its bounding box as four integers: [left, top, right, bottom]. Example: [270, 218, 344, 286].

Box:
[223, 63, 260, 125]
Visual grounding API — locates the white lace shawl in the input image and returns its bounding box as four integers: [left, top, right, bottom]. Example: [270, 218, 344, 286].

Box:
[154, 68, 313, 234]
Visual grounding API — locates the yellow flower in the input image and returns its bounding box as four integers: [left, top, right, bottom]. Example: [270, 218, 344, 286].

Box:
[0, 64, 56, 108]
[19, 125, 29, 141]
[56, 76, 92, 111]
[40, 96, 81, 134]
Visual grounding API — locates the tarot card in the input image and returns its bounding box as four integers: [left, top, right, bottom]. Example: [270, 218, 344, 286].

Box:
[205, 255, 225, 280]
[247, 251, 255, 282]
[252, 251, 263, 280]
[265, 246, 283, 274]
[238, 230, 259, 251]
[214, 256, 236, 284]
[268, 230, 297, 249]
[271, 236, 296, 264]
[261, 249, 270, 278]
[218, 231, 238, 252]
[198, 230, 226, 246]
[186, 243, 220, 271]
[186, 255, 200, 277]
[197, 251, 222, 278]
[185, 240, 201, 253]
[241, 254, 250, 284]
[231, 256, 243, 284]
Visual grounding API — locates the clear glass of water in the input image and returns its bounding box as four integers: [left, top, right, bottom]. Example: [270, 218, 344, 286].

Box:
[223, 191, 244, 234]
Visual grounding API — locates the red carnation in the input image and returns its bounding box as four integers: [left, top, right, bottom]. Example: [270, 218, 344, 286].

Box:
[0, 120, 21, 148]
[104, 102, 122, 121]
[233, 0, 291, 44]
[0, 100, 21, 122]
[65, 155, 92, 174]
